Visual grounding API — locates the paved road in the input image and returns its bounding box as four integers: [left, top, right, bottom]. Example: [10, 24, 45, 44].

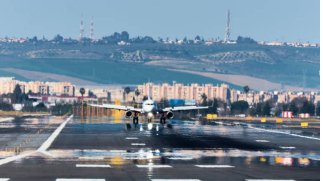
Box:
[0, 115, 320, 181]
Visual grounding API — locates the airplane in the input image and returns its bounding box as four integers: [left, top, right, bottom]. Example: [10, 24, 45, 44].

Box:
[89, 97, 210, 124]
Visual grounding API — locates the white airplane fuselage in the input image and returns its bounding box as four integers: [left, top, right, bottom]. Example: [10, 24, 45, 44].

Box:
[141, 99, 156, 118]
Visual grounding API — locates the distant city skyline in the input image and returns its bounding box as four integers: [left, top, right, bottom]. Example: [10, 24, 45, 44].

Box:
[0, 0, 319, 42]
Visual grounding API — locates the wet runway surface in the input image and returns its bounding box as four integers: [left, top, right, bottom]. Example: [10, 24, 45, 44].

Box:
[0, 115, 320, 181]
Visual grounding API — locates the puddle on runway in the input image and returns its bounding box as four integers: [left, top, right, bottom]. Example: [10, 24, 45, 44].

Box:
[33, 148, 320, 168]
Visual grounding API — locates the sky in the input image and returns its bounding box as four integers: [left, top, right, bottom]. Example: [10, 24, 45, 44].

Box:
[0, 0, 319, 42]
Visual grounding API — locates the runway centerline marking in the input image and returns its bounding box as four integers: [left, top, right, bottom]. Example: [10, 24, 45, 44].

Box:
[131, 143, 146, 146]
[137, 164, 172, 168]
[255, 140, 270, 143]
[151, 179, 201, 181]
[76, 164, 111, 168]
[279, 146, 296, 149]
[0, 178, 10, 181]
[56, 179, 106, 181]
[249, 125, 320, 141]
[195, 165, 235, 168]
[168, 157, 194, 160]
[126, 137, 138, 140]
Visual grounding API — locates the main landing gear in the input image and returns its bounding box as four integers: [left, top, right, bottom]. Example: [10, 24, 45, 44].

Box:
[133, 112, 139, 124]
[160, 114, 166, 124]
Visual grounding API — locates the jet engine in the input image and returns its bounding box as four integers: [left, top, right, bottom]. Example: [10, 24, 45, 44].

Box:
[166, 111, 174, 119]
[125, 111, 132, 117]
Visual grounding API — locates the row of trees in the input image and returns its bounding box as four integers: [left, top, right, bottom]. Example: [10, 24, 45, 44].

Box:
[22, 32, 258, 46]
[199, 92, 319, 117]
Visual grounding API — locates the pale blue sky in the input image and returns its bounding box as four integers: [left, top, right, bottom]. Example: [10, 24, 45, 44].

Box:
[0, 0, 319, 42]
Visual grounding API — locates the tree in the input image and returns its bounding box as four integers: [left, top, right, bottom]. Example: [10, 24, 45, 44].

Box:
[53, 34, 64, 43]
[200, 93, 208, 106]
[12, 84, 23, 104]
[236, 36, 257, 44]
[243, 86, 250, 93]
[0, 102, 14, 111]
[79, 88, 85, 99]
[120, 31, 129, 41]
[316, 101, 320, 116]
[231, 100, 249, 114]
[123, 87, 131, 101]
[135, 89, 140, 101]
[88, 90, 95, 97]
[263, 100, 272, 116]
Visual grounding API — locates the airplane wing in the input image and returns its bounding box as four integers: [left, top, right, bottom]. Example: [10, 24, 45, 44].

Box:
[89, 103, 142, 113]
[162, 105, 209, 112]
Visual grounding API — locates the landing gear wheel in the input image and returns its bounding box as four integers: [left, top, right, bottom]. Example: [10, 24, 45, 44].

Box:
[133, 117, 139, 124]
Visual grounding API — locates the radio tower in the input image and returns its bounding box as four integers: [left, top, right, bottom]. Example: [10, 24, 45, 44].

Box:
[79, 16, 85, 41]
[90, 17, 95, 41]
[224, 10, 231, 43]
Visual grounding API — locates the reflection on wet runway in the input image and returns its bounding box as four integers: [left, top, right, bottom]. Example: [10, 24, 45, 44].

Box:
[0, 115, 320, 181]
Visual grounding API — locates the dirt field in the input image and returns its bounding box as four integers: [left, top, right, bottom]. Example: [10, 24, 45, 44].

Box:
[169, 69, 315, 91]
[1, 68, 103, 86]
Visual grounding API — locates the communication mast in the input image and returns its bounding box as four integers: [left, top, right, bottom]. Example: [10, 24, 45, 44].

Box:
[90, 17, 95, 41]
[224, 10, 231, 43]
[79, 15, 85, 41]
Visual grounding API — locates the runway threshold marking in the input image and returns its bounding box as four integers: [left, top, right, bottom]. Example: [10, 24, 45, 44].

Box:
[56, 179, 105, 181]
[76, 164, 111, 168]
[249, 125, 320, 141]
[137, 164, 172, 168]
[38, 115, 73, 152]
[195, 165, 235, 168]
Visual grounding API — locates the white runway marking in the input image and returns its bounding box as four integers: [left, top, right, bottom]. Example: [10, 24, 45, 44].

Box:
[151, 179, 201, 181]
[131, 143, 146, 146]
[76, 164, 111, 168]
[279, 146, 296, 149]
[126, 137, 138, 140]
[38, 115, 73, 152]
[137, 164, 172, 168]
[0, 151, 34, 166]
[0, 178, 10, 181]
[195, 165, 235, 168]
[0, 117, 14, 123]
[245, 180, 296, 181]
[167, 157, 194, 160]
[56, 179, 106, 181]
[255, 140, 270, 143]
[78, 157, 104, 160]
[249, 125, 320, 140]
[0, 115, 74, 166]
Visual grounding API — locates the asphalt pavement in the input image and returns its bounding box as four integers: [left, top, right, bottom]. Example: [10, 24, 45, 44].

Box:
[0, 115, 320, 181]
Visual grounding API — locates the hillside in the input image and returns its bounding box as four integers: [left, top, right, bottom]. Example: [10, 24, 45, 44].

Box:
[0, 41, 319, 90]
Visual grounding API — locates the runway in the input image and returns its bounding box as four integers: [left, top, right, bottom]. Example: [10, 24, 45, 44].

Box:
[0, 115, 320, 181]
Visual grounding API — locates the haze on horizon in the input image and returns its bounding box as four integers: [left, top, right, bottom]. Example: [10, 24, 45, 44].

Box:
[0, 0, 319, 42]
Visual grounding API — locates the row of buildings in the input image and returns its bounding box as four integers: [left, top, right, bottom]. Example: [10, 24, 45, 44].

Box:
[0, 77, 320, 105]
[0, 77, 74, 96]
[137, 83, 320, 105]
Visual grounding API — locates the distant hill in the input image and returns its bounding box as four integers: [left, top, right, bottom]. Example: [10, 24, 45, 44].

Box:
[0, 41, 319, 90]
